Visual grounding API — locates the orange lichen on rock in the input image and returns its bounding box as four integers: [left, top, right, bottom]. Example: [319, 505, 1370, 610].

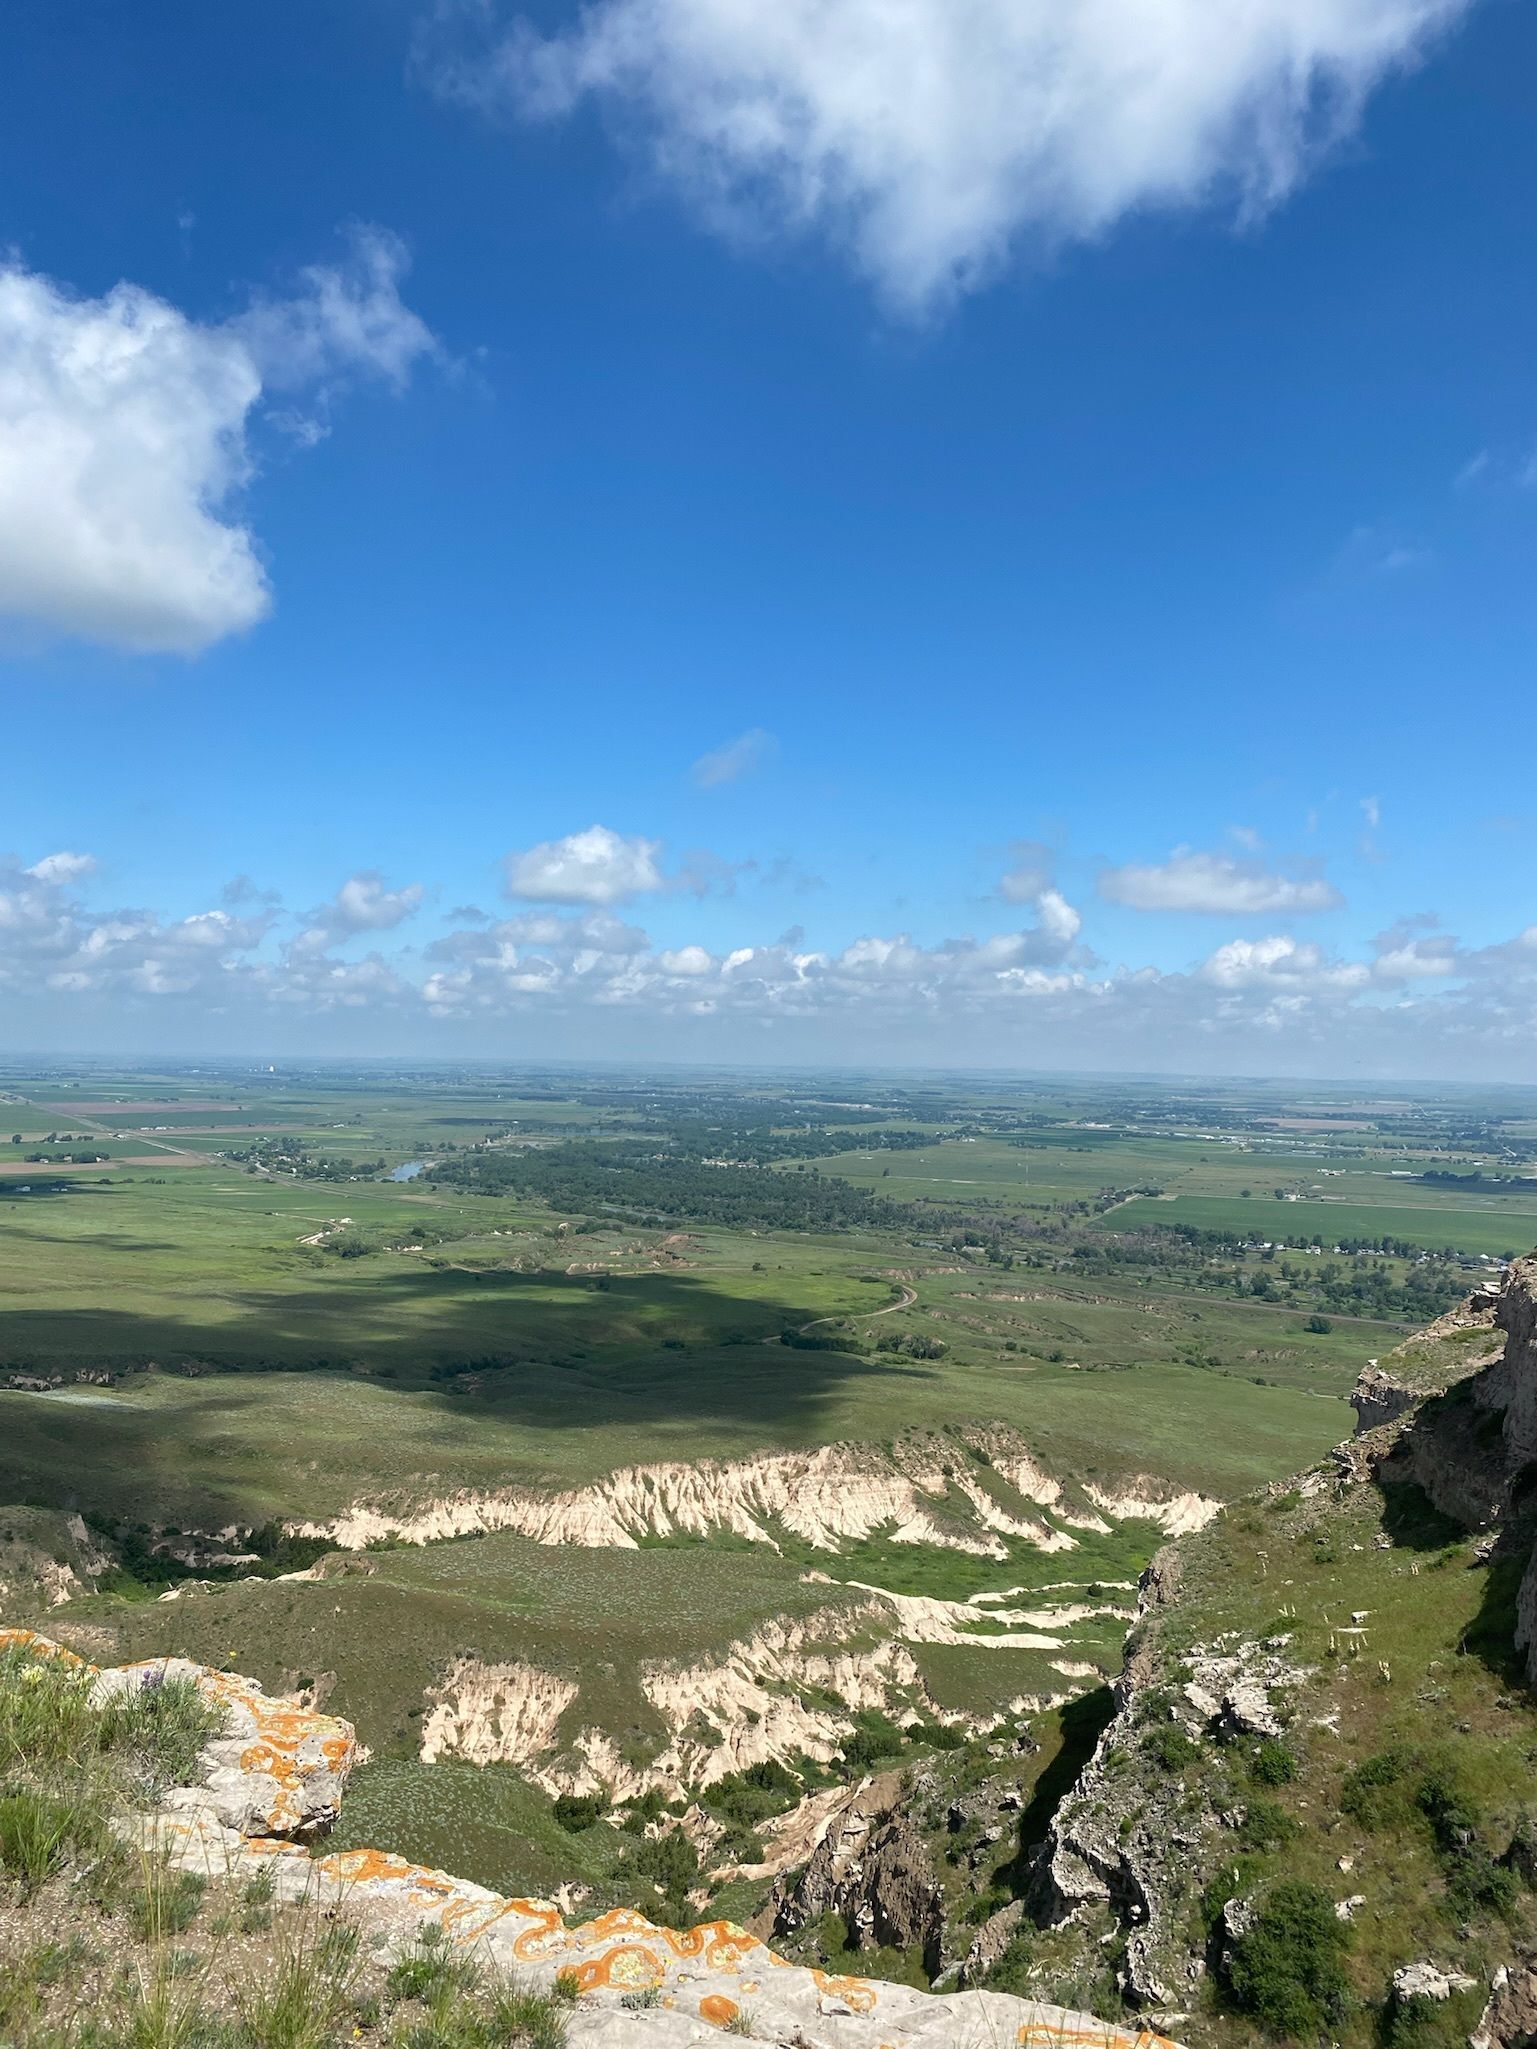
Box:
[810, 1968, 881, 2014]
[0, 1627, 85, 1664]
[661, 1920, 763, 1970]
[6, 1630, 356, 1838]
[566, 1943, 669, 1993]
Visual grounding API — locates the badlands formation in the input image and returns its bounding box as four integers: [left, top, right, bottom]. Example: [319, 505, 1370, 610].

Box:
[0, 1629, 1181, 2049]
[284, 1425, 1216, 1803]
[293, 1430, 1219, 1558]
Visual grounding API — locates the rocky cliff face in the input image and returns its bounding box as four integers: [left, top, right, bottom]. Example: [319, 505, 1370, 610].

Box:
[1359, 1258, 1537, 1679]
[1017, 1262, 1537, 2034]
[770, 1770, 947, 1976]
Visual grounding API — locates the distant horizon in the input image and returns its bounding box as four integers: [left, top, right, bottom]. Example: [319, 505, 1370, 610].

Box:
[6, 1049, 1537, 1098]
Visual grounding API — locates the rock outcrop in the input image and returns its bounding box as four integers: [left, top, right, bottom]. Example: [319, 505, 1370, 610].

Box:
[1348, 1260, 1537, 1686]
[1036, 1548, 1216, 2009]
[0, 1627, 355, 1836]
[771, 1772, 947, 1975]
[2, 1629, 1183, 2049]
[1025, 1263, 1537, 2023]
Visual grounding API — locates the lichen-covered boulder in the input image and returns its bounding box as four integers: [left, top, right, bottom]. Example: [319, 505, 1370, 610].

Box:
[4, 1630, 356, 1836]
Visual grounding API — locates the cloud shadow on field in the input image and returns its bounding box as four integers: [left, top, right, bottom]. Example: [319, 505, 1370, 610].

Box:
[0, 1238, 943, 1524]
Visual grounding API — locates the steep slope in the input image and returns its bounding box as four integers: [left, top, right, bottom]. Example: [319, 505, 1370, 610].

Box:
[1022, 1259, 1537, 2048]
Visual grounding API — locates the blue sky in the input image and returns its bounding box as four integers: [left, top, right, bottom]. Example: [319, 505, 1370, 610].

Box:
[0, 0, 1534, 1075]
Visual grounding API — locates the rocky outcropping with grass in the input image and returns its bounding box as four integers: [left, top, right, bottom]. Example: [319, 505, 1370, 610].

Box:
[1017, 1262, 1537, 2043]
[1, 1628, 1181, 2049]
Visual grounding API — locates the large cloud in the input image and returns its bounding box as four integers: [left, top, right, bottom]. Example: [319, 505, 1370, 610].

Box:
[506, 825, 666, 905]
[0, 229, 435, 654]
[435, 0, 1471, 305]
[291, 871, 427, 957]
[1098, 848, 1342, 914]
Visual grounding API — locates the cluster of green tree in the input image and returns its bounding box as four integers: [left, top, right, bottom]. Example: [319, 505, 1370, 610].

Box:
[422, 1140, 908, 1234]
[1422, 1169, 1537, 1190]
[227, 1136, 389, 1182]
[642, 1119, 936, 1165]
[874, 1331, 947, 1359]
[1064, 1225, 1469, 1321]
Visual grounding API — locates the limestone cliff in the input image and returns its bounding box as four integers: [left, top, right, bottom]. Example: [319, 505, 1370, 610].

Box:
[770, 1770, 947, 1976]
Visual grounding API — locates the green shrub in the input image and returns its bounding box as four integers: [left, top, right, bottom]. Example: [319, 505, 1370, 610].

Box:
[1237, 1798, 1300, 1852]
[841, 1710, 906, 1776]
[1145, 1724, 1200, 1772]
[702, 1758, 801, 1828]
[619, 1787, 666, 1833]
[1249, 1739, 1297, 1787]
[1340, 1748, 1415, 1831]
[387, 1925, 480, 2006]
[1384, 1985, 1485, 2049]
[620, 1825, 700, 1912]
[1199, 1854, 1265, 1937]
[552, 1792, 608, 1833]
[1226, 1879, 1352, 2037]
[906, 1718, 966, 1752]
[713, 1822, 765, 1864]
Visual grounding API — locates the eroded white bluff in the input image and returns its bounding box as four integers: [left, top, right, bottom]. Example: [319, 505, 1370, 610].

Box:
[5, 1630, 1184, 2049]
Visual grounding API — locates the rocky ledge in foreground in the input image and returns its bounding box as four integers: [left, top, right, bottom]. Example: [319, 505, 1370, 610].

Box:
[0, 1628, 1180, 2049]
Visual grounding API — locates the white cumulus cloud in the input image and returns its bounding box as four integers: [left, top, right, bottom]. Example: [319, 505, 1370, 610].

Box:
[436, 0, 1470, 306]
[26, 850, 97, 886]
[8, 842, 1537, 1076]
[505, 824, 666, 905]
[1200, 934, 1368, 991]
[1098, 848, 1342, 915]
[295, 870, 426, 952]
[0, 229, 435, 655]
